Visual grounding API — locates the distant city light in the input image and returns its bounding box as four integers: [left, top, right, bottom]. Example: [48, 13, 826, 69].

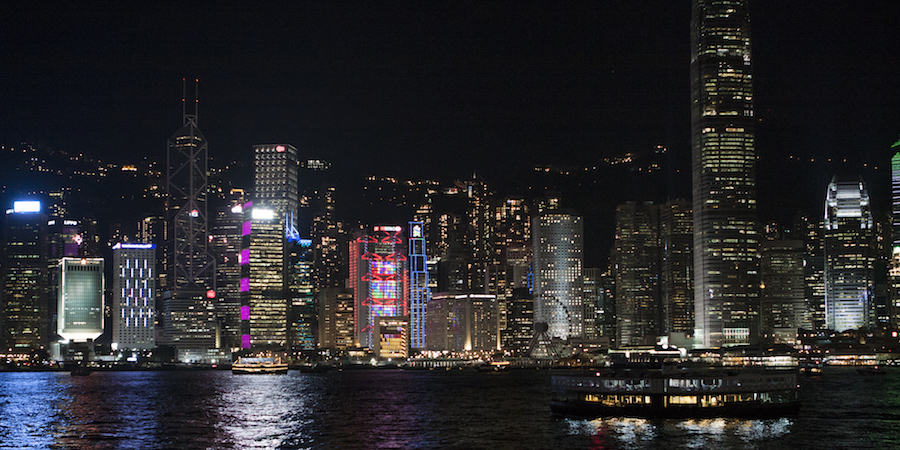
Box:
[12, 201, 40, 213]
[252, 208, 275, 220]
[231, 204, 243, 214]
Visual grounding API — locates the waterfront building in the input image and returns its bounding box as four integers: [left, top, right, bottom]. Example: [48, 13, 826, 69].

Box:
[164, 87, 217, 361]
[288, 238, 316, 354]
[426, 293, 498, 353]
[210, 189, 245, 350]
[58, 257, 104, 343]
[660, 200, 693, 336]
[794, 212, 825, 331]
[1, 201, 48, 354]
[240, 144, 300, 352]
[614, 202, 661, 346]
[46, 218, 82, 346]
[112, 243, 156, 350]
[824, 176, 875, 332]
[374, 316, 409, 359]
[318, 287, 355, 350]
[760, 240, 806, 341]
[350, 226, 408, 349]
[532, 211, 584, 340]
[500, 287, 533, 355]
[890, 138, 900, 329]
[408, 221, 429, 350]
[582, 268, 600, 340]
[691, 0, 760, 348]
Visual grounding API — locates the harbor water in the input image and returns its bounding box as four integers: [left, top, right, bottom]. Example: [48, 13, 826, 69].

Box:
[0, 366, 897, 449]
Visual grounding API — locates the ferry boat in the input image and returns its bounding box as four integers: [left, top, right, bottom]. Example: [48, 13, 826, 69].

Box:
[232, 356, 289, 375]
[551, 367, 799, 418]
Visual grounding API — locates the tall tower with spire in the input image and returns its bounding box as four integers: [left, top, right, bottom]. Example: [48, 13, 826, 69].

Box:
[164, 79, 217, 362]
[690, 0, 759, 348]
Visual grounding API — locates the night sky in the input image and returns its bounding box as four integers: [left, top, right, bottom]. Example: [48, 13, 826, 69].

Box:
[3, 2, 900, 220]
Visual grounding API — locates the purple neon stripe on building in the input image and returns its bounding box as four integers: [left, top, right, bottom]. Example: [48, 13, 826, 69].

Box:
[240, 278, 250, 292]
[242, 334, 252, 349]
[242, 221, 252, 236]
[240, 249, 250, 265]
[241, 305, 250, 321]
[243, 201, 253, 210]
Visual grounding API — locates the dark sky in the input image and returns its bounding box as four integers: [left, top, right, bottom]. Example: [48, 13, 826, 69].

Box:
[3, 2, 900, 213]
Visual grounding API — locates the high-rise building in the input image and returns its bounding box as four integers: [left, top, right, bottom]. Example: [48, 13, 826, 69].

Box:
[1, 201, 48, 354]
[614, 202, 661, 347]
[112, 244, 156, 350]
[824, 176, 875, 332]
[164, 85, 217, 361]
[408, 221, 429, 349]
[210, 190, 245, 350]
[288, 238, 316, 354]
[58, 257, 104, 343]
[46, 218, 82, 346]
[501, 287, 533, 355]
[691, 0, 760, 348]
[760, 240, 806, 340]
[660, 200, 693, 335]
[426, 293, 498, 353]
[318, 287, 355, 350]
[350, 226, 408, 349]
[532, 211, 584, 340]
[889, 138, 900, 329]
[240, 144, 300, 352]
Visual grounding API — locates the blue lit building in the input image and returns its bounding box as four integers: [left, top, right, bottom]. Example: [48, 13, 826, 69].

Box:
[112, 243, 156, 350]
[408, 221, 429, 350]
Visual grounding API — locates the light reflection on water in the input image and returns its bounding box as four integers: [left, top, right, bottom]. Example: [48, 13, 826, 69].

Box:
[0, 367, 898, 448]
[566, 416, 793, 449]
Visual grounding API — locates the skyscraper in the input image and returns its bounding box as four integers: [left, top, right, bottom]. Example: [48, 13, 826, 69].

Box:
[112, 244, 156, 350]
[532, 211, 583, 340]
[164, 83, 217, 361]
[1, 201, 48, 355]
[824, 176, 875, 332]
[889, 138, 900, 329]
[691, 0, 759, 348]
[408, 221, 429, 350]
[58, 257, 104, 343]
[760, 240, 806, 339]
[614, 202, 661, 347]
[350, 226, 408, 349]
[660, 200, 694, 336]
[240, 144, 300, 352]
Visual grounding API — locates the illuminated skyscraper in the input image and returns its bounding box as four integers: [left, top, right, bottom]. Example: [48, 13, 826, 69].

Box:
[350, 226, 408, 349]
[288, 238, 316, 354]
[240, 144, 299, 352]
[1, 201, 48, 354]
[112, 244, 156, 350]
[318, 287, 355, 350]
[824, 176, 875, 332]
[532, 211, 583, 340]
[58, 257, 104, 343]
[408, 221, 429, 349]
[210, 190, 245, 350]
[691, 0, 759, 347]
[164, 82, 217, 361]
[760, 240, 806, 339]
[660, 200, 693, 335]
[426, 293, 498, 353]
[889, 138, 900, 328]
[614, 202, 661, 346]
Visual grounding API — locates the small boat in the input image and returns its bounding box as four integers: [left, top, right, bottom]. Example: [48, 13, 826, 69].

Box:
[551, 367, 800, 419]
[232, 356, 288, 374]
[298, 363, 332, 373]
[70, 366, 92, 376]
[857, 365, 886, 376]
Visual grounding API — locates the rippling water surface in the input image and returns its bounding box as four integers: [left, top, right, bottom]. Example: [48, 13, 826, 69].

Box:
[0, 366, 897, 449]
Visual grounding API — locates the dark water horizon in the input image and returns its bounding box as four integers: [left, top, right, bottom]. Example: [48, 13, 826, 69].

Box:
[0, 366, 897, 449]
